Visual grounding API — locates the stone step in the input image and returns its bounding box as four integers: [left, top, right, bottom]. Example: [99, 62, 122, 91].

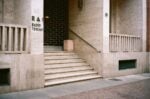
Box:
[45, 74, 101, 86]
[44, 52, 101, 86]
[44, 52, 76, 56]
[44, 46, 63, 52]
[45, 59, 85, 64]
[45, 51, 69, 53]
[45, 66, 93, 74]
[44, 55, 79, 60]
[45, 70, 97, 80]
[45, 63, 89, 69]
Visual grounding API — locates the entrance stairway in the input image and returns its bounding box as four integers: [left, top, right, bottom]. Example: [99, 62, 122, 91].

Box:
[44, 51, 101, 86]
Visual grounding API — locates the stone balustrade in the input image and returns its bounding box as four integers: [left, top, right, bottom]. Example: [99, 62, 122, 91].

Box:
[0, 24, 29, 54]
[109, 33, 142, 52]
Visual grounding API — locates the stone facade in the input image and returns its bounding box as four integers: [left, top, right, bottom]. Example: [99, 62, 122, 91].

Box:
[0, 0, 44, 94]
[69, 0, 103, 51]
[102, 52, 149, 77]
[69, 0, 148, 77]
[110, 0, 143, 35]
[0, 0, 149, 94]
[0, 54, 44, 93]
[69, 32, 103, 75]
[0, 0, 3, 22]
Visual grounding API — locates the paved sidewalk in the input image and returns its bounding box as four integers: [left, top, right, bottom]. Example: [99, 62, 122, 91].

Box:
[0, 73, 150, 99]
[55, 79, 150, 99]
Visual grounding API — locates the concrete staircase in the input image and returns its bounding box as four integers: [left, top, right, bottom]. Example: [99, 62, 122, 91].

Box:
[44, 51, 101, 86]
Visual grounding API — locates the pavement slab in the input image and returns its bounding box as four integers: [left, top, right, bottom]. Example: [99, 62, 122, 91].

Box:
[0, 73, 150, 99]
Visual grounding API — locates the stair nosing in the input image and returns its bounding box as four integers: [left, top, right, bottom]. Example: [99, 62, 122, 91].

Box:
[45, 64, 90, 69]
[45, 74, 101, 86]
[45, 59, 85, 62]
[44, 59, 85, 61]
[44, 51, 73, 53]
[44, 58, 80, 60]
[45, 71, 97, 80]
[45, 61, 86, 65]
[45, 67, 93, 74]
[44, 53, 76, 56]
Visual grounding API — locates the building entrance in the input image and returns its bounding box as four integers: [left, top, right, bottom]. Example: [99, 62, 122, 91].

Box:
[44, 0, 68, 51]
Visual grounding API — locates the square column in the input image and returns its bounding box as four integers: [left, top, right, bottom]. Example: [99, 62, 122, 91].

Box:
[31, 0, 44, 54]
[102, 0, 110, 53]
[142, 0, 147, 52]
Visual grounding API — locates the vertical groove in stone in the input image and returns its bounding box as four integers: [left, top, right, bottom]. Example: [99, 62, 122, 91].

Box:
[147, 0, 150, 52]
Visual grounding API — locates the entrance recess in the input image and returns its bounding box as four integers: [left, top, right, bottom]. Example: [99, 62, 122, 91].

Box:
[44, 0, 68, 51]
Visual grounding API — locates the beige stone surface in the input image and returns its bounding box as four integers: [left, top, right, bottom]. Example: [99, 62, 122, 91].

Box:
[110, 0, 143, 35]
[0, 0, 148, 94]
[69, 26, 149, 78]
[64, 40, 74, 52]
[31, 32, 44, 54]
[0, 0, 31, 25]
[0, 54, 44, 94]
[0, 0, 43, 54]
[30, 0, 44, 54]
[3, 0, 15, 24]
[69, 31, 102, 75]
[14, 0, 31, 25]
[102, 52, 149, 78]
[69, 0, 103, 51]
[0, 0, 2, 22]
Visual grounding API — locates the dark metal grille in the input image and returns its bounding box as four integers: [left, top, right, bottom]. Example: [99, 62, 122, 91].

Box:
[44, 0, 68, 46]
[119, 60, 137, 70]
[0, 69, 10, 86]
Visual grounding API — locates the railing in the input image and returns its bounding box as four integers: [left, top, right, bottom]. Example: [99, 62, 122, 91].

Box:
[69, 29, 101, 53]
[109, 33, 142, 52]
[0, 24, 29, 54]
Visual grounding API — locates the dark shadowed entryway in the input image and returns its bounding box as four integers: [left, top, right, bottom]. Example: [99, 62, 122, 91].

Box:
[44, 0, 68, 51]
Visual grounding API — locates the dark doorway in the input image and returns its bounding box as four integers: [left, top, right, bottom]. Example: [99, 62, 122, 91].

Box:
[44, 0, 68, 49]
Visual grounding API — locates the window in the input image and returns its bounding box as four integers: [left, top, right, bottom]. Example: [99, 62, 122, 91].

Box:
[119, 60, 137, 70]
[0, 69, 10, 86]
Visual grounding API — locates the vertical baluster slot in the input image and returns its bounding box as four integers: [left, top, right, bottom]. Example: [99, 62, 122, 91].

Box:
[23, 28, 26, 51]
[20, 28, 24, 51]
[0, 26, 2, 50]
[2, 26, 6, 51]
[8, 27, 12, 51]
